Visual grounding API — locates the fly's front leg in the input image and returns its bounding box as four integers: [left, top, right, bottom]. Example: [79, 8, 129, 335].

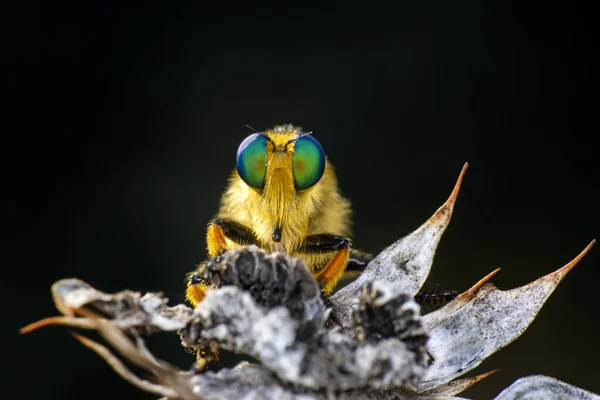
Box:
[188, 218, 261, 307]
[206, 217, 260, 257]
[187, 218, 260, 371]
[185, 263, 211, 307]
[296, 234, 352, 295]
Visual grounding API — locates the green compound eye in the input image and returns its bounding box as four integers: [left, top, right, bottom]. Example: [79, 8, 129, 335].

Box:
[236, 133, 267, 189]
[292, 135, 325, 190]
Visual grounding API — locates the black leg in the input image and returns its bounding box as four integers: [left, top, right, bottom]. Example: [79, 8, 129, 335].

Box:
[414, 287, 460, 308]
[186, 263, 211, 287]
[295, 234, 352, 254]
[296, 234, 353, 295]
[211, 217, 261, 247]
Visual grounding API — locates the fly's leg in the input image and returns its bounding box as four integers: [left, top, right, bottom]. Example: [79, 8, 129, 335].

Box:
[184, 265, 218, 371]
[296, 234, 352, 295]
[414, 287, 460, 310]
[206, 217, 260, 257]
[187, 218, 261, 371]
[185, 264, 211, 307]
[189, 218, 261, 306]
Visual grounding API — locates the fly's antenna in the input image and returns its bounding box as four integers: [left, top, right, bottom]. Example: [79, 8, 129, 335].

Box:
[245, 124, 259, 132]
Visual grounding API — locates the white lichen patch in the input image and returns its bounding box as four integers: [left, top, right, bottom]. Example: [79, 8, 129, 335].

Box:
[181, 281, 428, 391]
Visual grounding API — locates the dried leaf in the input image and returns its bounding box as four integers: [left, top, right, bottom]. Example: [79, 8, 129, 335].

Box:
[418, 241, 595, 391]
[421, 268, 501, 332]
[21, 278, 193, 334]
[492, 375, 600, 400]
[331, 163, 468, 326]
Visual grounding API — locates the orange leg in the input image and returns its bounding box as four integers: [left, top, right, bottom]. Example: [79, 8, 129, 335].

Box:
[189, 218, 260, 307]
[296, 234, 352, 295]
[187, 218, 260, 369]
[186, 220, 231, 308]
[206, 220, 230, 258]
[185, 268, 209, 307]
[316, 247, 351, 295]
[206, 217, 260, 257]
[185, 266, 220, 369]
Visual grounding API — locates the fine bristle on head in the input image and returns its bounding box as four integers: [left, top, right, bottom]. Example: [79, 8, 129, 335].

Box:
[272, 124, 303, 133]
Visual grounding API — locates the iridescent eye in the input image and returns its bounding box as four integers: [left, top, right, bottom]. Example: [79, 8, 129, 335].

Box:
[236, 133, 267, 189]
[292, 135, 326, 190]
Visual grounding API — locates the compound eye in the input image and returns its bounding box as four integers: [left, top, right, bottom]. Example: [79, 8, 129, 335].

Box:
[236, 133, 267, 189]
[292, 135, 326, 190]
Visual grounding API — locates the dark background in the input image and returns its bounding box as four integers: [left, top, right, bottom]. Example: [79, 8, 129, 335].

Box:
[6, 2, 598, 399]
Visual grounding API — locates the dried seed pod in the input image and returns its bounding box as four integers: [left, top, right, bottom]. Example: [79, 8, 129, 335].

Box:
[353, 281, 429, 368]
[206, 246, 320, 310]
[199, 245, 327, 339]
[181, 247, 430, 391]
[181, 285, 428, 391]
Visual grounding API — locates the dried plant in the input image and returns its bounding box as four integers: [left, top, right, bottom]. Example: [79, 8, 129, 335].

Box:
[21, 163, 599, 399]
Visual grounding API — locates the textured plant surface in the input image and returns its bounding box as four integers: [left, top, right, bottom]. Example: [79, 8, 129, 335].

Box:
[21, 163, 599, 399]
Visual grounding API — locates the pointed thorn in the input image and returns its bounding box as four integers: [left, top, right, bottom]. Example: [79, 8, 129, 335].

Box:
[19, 316, 97, 334]
[473, 369, 500, 382]
[422, 368, 501, 395]
[552, 239, 595, 281]
[456, 268, 501, 302]
[429, 162, 469, 223]
[20, 316, 70, 334]
[455, 369, 501, 391]
[447, 162, 469, 206]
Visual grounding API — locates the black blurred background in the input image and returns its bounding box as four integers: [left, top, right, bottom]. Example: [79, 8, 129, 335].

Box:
[6, 2, 598, 399]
